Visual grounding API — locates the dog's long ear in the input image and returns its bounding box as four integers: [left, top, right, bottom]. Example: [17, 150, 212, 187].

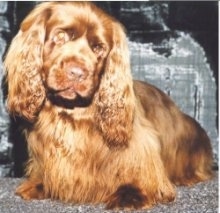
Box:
[4, 3, 52, 122]
[95, 21, 135, 148]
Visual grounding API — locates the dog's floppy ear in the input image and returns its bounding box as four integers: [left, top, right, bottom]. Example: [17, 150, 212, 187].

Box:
[4, 4, 52, 121]
[95, 21, 135, 148]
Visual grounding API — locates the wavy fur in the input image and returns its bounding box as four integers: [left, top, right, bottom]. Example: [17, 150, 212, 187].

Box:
[4, 2, 213, 210]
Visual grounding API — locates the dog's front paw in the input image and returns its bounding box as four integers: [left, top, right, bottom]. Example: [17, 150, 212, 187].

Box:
[105, 184, 151, 210]
[16, 179, 46, 200]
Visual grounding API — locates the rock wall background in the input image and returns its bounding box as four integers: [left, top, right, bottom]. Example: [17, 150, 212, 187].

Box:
[0, 1, 218, 177]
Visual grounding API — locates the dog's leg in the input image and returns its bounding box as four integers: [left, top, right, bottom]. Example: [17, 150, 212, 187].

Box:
[16, 179, 46, 200]
[105, 178, 175, 210]
[103, 111, 176, 210]
[105, 184, 149, 210]
[104, 134, 176, 209]
[15, 150, 46, 200]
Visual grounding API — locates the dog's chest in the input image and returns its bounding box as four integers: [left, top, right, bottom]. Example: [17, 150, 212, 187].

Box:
[28, 113, 110, 196]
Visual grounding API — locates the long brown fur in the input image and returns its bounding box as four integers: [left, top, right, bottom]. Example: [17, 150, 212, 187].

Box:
[4, 2, 213, 210]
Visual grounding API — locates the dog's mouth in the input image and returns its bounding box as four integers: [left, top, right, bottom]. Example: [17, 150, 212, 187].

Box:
[46, 85, 93, 108]
[52, 86, 78, 100]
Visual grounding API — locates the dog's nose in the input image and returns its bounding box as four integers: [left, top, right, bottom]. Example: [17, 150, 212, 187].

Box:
[64, 62, 86, 81]
[69, 66, 84, 78]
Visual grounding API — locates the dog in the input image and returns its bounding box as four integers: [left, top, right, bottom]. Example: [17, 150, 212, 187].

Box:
[4, 2, 213, 210]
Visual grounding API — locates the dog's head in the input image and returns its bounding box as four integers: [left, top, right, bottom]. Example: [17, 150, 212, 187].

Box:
[4, 2, 135, 146]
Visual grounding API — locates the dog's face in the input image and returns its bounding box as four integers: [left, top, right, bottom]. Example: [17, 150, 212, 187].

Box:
[41, 3, 111, 103]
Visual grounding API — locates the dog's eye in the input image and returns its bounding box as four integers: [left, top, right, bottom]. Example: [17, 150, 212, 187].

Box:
[66, 29, 76, 41]
[91, 44, 105, 57]
[53, 31, 69, 45]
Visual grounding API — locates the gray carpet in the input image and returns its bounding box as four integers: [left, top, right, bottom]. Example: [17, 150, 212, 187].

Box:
[0, 173, 218, 213]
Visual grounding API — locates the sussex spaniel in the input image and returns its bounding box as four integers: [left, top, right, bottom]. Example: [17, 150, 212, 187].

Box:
[4, 2, 213, 210]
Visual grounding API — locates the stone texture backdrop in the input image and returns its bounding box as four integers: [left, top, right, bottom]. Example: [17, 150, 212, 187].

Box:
[0, 1, 218, 177]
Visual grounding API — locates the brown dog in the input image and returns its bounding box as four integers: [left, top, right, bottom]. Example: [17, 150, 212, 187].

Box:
[4, 2, 213, 210]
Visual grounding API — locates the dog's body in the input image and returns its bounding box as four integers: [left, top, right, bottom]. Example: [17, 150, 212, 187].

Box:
[4, 2, 213, 210]
[15, 80, 213, 209]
